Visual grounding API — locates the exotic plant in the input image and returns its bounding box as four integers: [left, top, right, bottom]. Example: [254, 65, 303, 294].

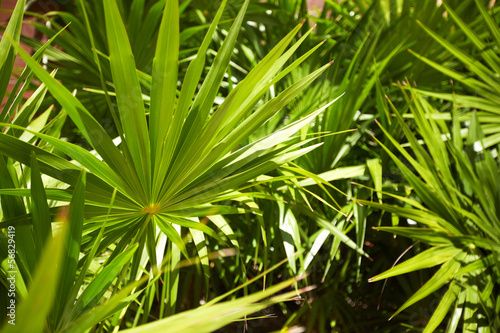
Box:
[21, 0, 205, 103]
[3, 0, 497, 331]
[0, 0, 343, 329]
[278, 1, 499, 329]
[363, 3, 500, 328]
[408, 0, 500, 148]
[365, 89, 500, 332]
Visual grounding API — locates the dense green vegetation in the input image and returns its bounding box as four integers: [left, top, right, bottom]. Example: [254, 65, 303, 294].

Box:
[0, 0, 499, 332]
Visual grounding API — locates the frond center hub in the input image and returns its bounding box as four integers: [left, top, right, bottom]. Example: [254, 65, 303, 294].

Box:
[142, 203, 161, 215]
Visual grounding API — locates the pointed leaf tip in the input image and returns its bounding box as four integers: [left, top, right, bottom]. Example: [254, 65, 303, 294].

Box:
[300, 18, 306, 25]
[295, 272, 309, 281]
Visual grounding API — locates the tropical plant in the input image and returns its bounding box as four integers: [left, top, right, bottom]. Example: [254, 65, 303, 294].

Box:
[2, 0, 499, 331]
[0, 0, 351, 331]
[364, 87, 500, 332]
[265, 1, 499, 330]
[408, 0, 500, 148]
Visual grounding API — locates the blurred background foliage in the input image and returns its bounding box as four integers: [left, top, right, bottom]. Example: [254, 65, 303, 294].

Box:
[1, 0, 499, 332]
